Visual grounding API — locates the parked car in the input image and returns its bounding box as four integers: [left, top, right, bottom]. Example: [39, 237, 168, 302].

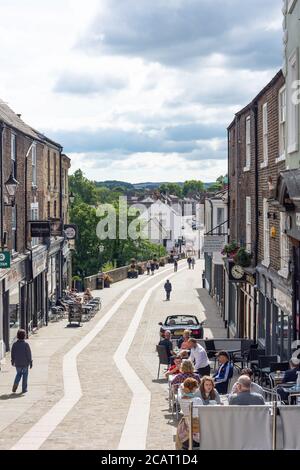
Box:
[159, 315, 205, 339]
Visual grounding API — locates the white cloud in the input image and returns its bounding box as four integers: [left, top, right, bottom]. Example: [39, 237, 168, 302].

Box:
[0, 0, 283, 183]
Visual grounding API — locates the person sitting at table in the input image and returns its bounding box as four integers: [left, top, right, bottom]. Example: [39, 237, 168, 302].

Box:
[230, 368, 264, 397]
[171, 360, 201, 386]
[277, 357, 299, 403]
[176, 378, 202, 450]
[158, 330, 174, 365]
[188, 338, 210, 377]
[165, 355, 182, 378]
[177, 330, 192, 350]
[199, 376, 221, 405]
[229, 375, 265, 405]
[83, 288, 93, 303]
[213, 351, 233, 394]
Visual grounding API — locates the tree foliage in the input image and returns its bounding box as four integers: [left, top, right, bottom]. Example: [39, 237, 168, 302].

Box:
[182, 180, 205, 197]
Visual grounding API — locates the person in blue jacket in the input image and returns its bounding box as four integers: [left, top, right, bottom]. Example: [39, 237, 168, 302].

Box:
[213, 351, 233, 394]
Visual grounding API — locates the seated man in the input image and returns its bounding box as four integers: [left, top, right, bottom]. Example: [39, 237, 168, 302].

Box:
[159, 330, 174, 365]
[231, 368, 264, 397]
[229, 375, 265, 405]
[213, 351, 233, 394]
[277, 357, 299, 403]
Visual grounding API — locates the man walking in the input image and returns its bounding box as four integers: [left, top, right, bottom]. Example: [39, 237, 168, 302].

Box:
[164, 280, 172, 301]
[11, 329, 33, 394]
[187, 257, 192, 269]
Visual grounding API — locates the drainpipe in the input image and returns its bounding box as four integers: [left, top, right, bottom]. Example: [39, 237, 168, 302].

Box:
[253, 101, 259, 343]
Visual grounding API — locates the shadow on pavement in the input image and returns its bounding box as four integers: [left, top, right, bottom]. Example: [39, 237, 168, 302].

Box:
[152, 379, 168, 385]
[0, 393, 24, 400]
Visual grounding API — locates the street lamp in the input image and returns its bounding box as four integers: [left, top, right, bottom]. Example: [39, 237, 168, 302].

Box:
[69, 191, 75, 205]
[4, 173, 19, 207]
[99, 244, 104, 272]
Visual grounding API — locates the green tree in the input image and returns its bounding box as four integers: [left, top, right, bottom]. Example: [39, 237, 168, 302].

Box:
[69, 169, 98, 205]
[159, 183, 182, 198]
[182, 180, 205, 197]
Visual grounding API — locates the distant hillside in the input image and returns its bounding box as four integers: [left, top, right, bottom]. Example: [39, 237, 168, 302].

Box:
[95, 180, 214, 191]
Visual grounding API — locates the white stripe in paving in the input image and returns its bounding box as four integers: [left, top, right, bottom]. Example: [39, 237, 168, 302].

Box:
[11, 264, 178, 450]
[116, 266, 186, 450]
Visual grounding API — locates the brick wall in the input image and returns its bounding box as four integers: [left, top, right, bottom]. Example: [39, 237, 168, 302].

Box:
[257, 73, 286, 270]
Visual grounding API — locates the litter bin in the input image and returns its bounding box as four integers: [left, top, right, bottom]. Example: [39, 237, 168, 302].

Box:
[96, 273, 104, 290]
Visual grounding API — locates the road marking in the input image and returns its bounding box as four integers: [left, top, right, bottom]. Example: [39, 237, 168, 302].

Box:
[116, 266, 186, 450]
[11, 263, 179, 450]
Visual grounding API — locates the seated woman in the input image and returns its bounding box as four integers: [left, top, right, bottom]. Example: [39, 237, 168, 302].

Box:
[176, 378, 203, 449]
[165, 356, 182, 378]
[177, 330, 192, 351]
[199, 376, 221, 405]
[171, 360, 201, 387]
[83, 288, 93, 303]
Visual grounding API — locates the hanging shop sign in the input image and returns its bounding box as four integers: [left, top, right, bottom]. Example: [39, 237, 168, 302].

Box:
[30, 221, 51, 238]
[64, 224, 78, 240]
[50, 219, 63, 237]
[203, 235, 226, 253]
[0, 251, 11, 269]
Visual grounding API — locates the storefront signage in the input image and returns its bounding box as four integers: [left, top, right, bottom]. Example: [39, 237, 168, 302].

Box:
[0, 251, 11, 269]
[64, 224, 78, 240]
[32, 251, 48, 278]
[6, 261, 26, 290]
[246, 274, 256, 286]
[274, 288, 292, 314]
[30, 221, 51, 238]
[203, 236, 226, 253]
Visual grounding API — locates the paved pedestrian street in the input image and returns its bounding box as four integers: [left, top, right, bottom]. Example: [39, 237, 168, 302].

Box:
[0, 261, 226, 450]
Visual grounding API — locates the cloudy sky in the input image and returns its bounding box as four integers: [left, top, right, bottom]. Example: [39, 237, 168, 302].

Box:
[0, 0, 283, 183]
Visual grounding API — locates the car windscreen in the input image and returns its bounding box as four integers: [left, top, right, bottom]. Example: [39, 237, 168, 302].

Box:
[165, 316, 198, 326]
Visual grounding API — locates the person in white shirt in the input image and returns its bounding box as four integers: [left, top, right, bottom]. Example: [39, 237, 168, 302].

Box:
[188, 338, 210, 377]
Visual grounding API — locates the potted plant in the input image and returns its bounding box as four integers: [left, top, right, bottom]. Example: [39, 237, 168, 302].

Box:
[221, 241, 239, 259]
[234, 247, 252, 267]
[103, 273, 113, 287]
[72, 275, 82, 292]
[137, 262, 144, 275]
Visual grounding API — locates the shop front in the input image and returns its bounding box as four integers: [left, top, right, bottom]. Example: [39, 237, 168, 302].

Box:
[240, 272, 256, 340]
[48, 238, 64, 307]
[1, 255, 27, 352]
[257, 266, 292, 360]
[29, 246, 48, 332]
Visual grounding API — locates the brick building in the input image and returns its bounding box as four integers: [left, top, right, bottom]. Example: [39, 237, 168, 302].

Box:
[0, 100, 71, 359]
[226, 70, 293, 358]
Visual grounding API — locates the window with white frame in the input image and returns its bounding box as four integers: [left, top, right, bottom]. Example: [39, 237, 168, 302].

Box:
[279, 87, 286, 160]
[262, 103, 268, 166]
[288, 49, 299, 154]
[32, 144, 37, 187]
[31, 202, 39, 247]
[245, 116, 251, 170]
[11, 133, 16, 177]
[263, 199, 270, 266]
[280, 212, 290, 276]
[12, 205, 17, 252]
[246, 197, 251, 253]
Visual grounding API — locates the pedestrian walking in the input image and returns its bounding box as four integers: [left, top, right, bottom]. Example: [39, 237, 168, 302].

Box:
[164, 280, 172, 301]
[174, 259, 178, 272]
[187, 257, 192, 269]
[146, 261, 151, 275]
[11, 329, 33, 394]
[191, 257, 195, 270]
[150, 261, 156, 275]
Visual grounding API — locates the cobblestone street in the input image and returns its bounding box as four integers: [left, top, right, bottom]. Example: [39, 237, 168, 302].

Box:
[0, 260, 226, 450]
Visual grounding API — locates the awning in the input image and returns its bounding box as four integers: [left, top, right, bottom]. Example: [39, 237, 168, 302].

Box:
[276, 169, 300, 208]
